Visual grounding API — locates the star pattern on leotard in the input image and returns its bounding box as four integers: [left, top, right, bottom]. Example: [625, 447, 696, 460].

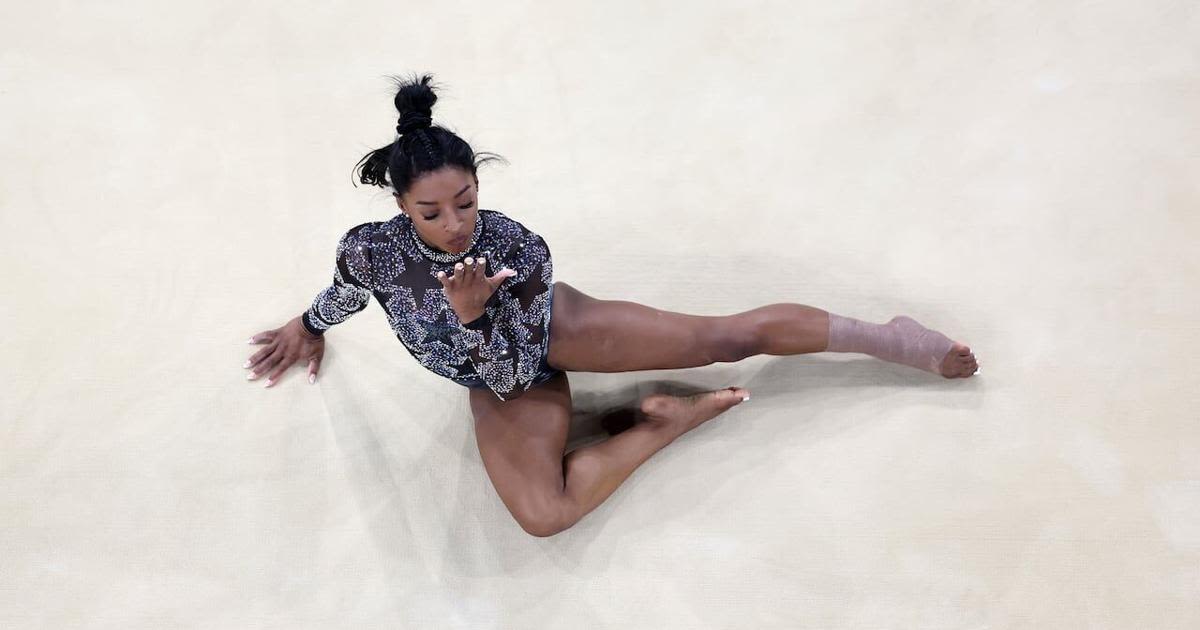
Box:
[400, 262, 447, 313]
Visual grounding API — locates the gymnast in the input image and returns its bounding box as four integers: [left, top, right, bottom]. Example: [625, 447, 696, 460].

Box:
[244, 72, 980, 537]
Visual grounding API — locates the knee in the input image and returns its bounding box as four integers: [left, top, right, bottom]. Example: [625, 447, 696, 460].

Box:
[707, 315, 762, 364]
[523, 519, 567, 538]
[512, 498, 573, 538]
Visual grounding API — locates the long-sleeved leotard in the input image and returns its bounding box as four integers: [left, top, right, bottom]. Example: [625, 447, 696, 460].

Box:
[301, 209, 554, 402]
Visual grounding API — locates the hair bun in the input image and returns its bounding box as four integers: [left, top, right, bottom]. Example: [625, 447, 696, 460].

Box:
[396, 111, 432, 135]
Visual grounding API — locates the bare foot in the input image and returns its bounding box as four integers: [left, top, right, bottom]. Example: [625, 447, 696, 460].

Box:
[639, 387, 750, 437]
[940, 341, 981, 379]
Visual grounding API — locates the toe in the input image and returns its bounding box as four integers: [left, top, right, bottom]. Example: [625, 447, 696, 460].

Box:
[726, 388, 748, 403]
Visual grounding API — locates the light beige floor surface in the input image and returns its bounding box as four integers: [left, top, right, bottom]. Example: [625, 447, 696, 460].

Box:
[2, 1, 1197, 628]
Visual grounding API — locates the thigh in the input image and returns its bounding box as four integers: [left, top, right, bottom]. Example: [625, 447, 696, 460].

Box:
[468, 371, 572, 525]
[547, 281, 745, 373]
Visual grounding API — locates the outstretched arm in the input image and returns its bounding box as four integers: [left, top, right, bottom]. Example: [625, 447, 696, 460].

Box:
[301, 222, 376, 337]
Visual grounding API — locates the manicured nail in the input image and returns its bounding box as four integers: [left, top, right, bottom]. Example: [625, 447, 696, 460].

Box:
[264, 379, 272, 387]
[309, 374, 316, 384]
[243, 360, 251, 368]
[742, 395, 750, 402]
[246, 372, 256, 380]
[247, 338, 255, 344]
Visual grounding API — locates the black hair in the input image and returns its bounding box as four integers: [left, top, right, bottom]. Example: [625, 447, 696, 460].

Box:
[352, 72, 506, 197]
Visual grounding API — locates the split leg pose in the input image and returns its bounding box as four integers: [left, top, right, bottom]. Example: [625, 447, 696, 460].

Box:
[470, 281, 979, 537]
[248, 74, 983, 538]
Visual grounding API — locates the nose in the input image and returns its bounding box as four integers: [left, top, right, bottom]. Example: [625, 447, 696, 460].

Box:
[449, 218, 471, 237]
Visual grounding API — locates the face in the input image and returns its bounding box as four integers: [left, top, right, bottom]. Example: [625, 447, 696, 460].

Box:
[394, 166, 480, 254]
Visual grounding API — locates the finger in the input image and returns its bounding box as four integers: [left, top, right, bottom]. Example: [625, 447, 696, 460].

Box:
[264, 355, 295, 388]
[489, 267, 516, 287]
[436, 270, 448, 285]
[244, 345, 274, 369]
[308, 356, 321, 384]
[247, 349, 283, 381]
[464, 257, 480, 282]
[454, 262, 465, 282]
[248, 331, 275, 344]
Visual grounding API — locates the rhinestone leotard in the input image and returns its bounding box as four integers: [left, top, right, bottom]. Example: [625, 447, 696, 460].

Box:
[301, 209, 555, 401]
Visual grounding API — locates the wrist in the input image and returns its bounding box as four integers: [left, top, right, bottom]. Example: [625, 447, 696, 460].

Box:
[460, 309, 489, 330]
[298, 313, 325, 339]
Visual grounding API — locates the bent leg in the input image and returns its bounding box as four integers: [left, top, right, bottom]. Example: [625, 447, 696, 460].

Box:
[470, 371, 687, 538]
[469, 373, 574, 537]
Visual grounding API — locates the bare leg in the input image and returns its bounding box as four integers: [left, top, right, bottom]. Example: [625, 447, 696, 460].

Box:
[737, 304, 832, 355]
[558, 387, 748, 533]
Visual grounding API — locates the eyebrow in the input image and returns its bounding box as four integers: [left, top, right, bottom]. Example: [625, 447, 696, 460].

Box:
[416, 184, 472, 205]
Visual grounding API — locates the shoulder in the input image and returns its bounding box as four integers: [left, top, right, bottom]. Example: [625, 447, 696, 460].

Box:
[344, 220, 382, 239]
[481, 209, 548, 247]
[337, 221, 384, 250]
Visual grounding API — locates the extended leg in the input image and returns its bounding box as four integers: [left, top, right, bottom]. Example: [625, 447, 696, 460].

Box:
[549, 282, 979, 378]
[741, 304, 979, 377]
[737, 303, 832, 355]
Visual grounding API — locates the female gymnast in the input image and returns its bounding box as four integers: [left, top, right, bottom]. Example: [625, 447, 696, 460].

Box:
[244, 73, 980, 538]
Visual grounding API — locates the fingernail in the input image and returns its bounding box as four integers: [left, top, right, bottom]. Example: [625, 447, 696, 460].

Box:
[243, 360, 251, 368]
[264, 379, 272, 387]
[309, 374, 316, 384]
[246, 372, 256, 380]
[742, 395, 750, 402]
[246, 338, 255, 344]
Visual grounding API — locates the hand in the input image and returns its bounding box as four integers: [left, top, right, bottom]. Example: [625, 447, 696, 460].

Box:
[436, 256, 516, 323]
[244, 316, 326, 388]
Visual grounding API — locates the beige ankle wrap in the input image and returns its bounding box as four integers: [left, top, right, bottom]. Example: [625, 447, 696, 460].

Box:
[826, 314, 955, 375]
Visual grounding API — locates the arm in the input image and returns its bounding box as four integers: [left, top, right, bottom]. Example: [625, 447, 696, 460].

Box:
[457, 233, 553, 401]
[301, 223, 376, 337]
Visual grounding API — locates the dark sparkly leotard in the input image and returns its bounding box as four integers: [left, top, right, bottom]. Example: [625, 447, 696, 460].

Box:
[301, 209, 561, 401]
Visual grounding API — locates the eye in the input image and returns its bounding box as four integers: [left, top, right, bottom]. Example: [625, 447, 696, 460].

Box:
[423, 202, 472, 220]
